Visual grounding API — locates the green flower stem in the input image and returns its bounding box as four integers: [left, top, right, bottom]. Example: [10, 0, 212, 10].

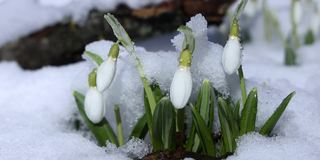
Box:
[114, 105, 124, 146]
[127, 49, 156, 145]
[129, 49, 157, 114]
[238, 65, 247, 105]
[176, 108, 185, 132]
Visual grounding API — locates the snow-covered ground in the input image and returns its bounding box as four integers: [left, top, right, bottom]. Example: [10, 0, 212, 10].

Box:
[1, 0, 320, 160]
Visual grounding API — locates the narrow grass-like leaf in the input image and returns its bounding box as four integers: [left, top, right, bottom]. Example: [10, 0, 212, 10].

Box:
[240, 88, 258, 136]
[84, 51, 103, 66]
[152, 97, 176, 151]
[73, 91, 118, 146]
[259, 91, 296, 136]
[198, 79, 214, 130]
[238, 66, 247, 105]
[114, 105, 124, 146]
[143, 83, 164, 145]
[189, 79, 215, 152]
[129, 114, 148, 139]
[185, 124, 196, 151]
[234, 100, 241, 123]
[285, 39, 297, 66]
[218, 98, 236, 154]
[191, 104, 216, 157]
[224, 99, 240, 139]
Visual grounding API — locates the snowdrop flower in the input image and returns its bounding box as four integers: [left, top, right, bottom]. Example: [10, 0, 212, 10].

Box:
[84, 69, 105, 124]
[293, 0, 302, 25]
[96, 43, 119, 92]
[170, 49, 193, 109]
[222, 20, 242, 75]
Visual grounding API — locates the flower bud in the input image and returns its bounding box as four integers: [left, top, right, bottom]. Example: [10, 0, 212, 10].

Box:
[96, 43, 119, 92]
[170, 49, 193, 109]
[222, 36, 242, 75]
[85, 69, 105, 124]
[84, 87, 105, 123]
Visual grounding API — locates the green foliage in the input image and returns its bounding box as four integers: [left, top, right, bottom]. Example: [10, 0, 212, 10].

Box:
[186, 79, 214, 152]
[304, 29, 315, 45]
[129, 114, 148, 139]
[240, 88, 258, 135]
[191, 104, 216, 157]
[84, 51, 103, 66]
[260, 92, 296, 135]
[73, 91, 118, 146]
[285, 39, 297, 66]
[152, 97, 176, 151]
[218, 98, 237, 154]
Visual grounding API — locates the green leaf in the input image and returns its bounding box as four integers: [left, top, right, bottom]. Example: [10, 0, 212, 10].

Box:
[191, 104, 216, 157]
[84, 51, 104, 66]
[143, 83, 164, 144]
[152, 97, 176, 151]
[189, 79, 215, 152]
[114, 105, 124, 146]
[129, 114, 148, 139]
[73, 91, 118, 146]
[198, 79, 215, 129]
[185, 124, 196, 151]
[234, 100, 241, 123]
[259, 92, 296, 136]
[224, 99, 240, 139]
[178, 25, 195, 54]
[284, 39, 297, 66]
[218, 98, 236, 154]
[240, 88, 258, 136]
[304, 29, 315, 45]
[104, 13, 134, 52]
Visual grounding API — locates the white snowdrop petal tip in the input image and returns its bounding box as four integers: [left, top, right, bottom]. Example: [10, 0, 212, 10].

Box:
[170, 67, 193, 109]
[222, 37, 242, 75]
[96, 58, 116, 92]
[84, 87, 105, 124]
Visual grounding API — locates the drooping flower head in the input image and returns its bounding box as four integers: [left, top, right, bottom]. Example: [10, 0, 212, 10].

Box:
[170, 49, 193, 109]
[96, 43, 119, 92]
[84, 69, 105, 124]
[222, 19, 242, 75]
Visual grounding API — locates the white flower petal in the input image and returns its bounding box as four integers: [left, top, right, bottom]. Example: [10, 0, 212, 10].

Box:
[222, 37, 242, 75]
[97, 58, 116, 92]
[84, 87, 105, 123]
[170, 67, 193, 109]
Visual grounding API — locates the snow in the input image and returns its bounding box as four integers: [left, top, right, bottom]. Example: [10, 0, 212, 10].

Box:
[0, 0, 165, 46]
[1, 0, 320, 159]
